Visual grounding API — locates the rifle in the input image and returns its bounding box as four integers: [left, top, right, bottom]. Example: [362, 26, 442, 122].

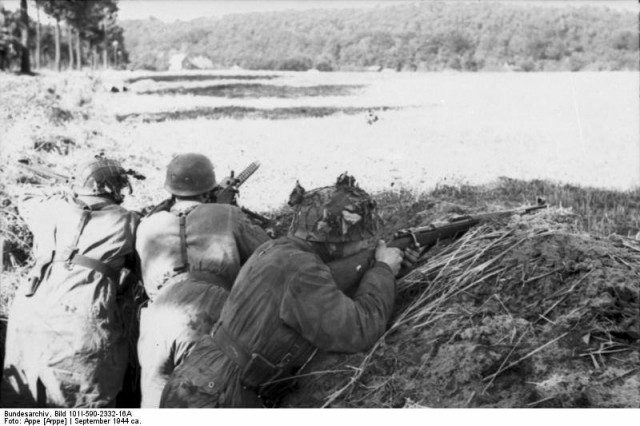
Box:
[209, 161, 261, 205]
[16, 161, 71, 183]
[329, 199, 548, 295]
[210, 162, 272, 226]
[16, 160, 146, 184]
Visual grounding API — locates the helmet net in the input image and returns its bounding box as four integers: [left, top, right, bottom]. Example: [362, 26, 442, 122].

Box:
[289, 174, 380, 243]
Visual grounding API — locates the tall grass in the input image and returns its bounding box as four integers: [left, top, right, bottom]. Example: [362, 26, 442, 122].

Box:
[429, 177, 640, 236]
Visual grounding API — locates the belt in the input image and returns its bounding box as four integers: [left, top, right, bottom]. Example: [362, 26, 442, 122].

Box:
[212, 325, 317, 391]
[163, 270, 229, 289]
[53, 253, 120, 283]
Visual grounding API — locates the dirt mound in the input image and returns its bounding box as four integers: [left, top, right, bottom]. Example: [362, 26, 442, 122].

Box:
[283, 209, 640, 408]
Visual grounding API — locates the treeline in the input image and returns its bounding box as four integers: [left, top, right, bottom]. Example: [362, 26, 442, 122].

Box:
[121, 2, 638, 72]
[1, 0, 126, 73]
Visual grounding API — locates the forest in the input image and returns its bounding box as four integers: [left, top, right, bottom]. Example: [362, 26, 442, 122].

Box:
[120, 2, 639, 72]
[1, 0, 125, 73]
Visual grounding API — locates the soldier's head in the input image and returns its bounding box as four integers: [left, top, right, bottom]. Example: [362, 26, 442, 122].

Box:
[73, 155, 131, 204]
[288, 173, 380, 260]
[164, 153, 216, 201]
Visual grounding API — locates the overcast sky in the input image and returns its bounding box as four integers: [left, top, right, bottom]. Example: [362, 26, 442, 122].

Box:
[2, 0, 638, 23]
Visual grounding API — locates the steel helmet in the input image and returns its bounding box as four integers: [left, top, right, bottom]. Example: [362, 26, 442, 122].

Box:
[288, 173, 379, 243]
[164, 153, 216, 197]
[73, 155, 131, 201]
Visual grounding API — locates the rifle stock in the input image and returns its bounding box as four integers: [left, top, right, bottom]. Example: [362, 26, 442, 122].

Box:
[329, 201, 547, 295]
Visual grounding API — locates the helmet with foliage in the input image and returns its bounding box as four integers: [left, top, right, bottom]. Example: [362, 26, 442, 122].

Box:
[288, 173, 379, 243]
[73, 155, 131, 202]
[164, 153, 216, 197]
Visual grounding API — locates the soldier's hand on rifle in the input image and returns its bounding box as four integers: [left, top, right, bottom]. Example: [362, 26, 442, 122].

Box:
[374, 240, 403, 277]
[210, 174, 240, 204]
[214, 187, 239, 204]
[402, 246, 423, 270]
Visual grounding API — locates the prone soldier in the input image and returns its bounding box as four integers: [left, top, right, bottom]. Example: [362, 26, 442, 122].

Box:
[135, 153, 270, 407]
[1, 156, 140, 407]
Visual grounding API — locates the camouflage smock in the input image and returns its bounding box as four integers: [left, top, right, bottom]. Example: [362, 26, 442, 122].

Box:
[160, 236, 396, 408]
[135, 201, 269, 407]
[1, 195, 139, 408]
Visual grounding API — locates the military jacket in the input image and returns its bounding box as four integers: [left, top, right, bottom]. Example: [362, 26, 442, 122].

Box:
[1, 195, 139, 407]
[160, 236, 396, 408]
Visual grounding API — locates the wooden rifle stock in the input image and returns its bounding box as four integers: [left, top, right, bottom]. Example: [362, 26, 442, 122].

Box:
[329, 200, 547, 295]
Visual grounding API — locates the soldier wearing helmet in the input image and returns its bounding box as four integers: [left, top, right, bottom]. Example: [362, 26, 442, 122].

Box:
[160, 174, 409, 408]
[135, 153, 270, 408]
[1, 155, 140, 408]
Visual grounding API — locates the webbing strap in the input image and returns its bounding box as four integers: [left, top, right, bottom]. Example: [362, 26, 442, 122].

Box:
[67, 254, 119, 283]
[171, 205, 197, 273]
[177, 213, 189, 272]
[66, 209, 91, 263]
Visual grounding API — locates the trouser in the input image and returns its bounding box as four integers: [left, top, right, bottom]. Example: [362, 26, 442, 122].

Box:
[137, 277, 228, 408]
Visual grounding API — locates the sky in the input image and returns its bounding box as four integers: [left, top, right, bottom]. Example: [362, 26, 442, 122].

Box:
[1, 0, 638, 23]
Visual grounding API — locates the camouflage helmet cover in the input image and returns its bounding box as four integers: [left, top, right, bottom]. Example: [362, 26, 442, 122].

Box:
[73, 155, 130, 200]
[164, 153, 216, 197]
[288, 173, 379, 243]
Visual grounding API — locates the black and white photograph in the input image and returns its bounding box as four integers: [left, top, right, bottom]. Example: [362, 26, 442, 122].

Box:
[0, 0, 638, 419]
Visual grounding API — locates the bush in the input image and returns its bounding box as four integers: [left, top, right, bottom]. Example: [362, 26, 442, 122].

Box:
[315, 61, 334, 72]
[275, 57, 314, 71]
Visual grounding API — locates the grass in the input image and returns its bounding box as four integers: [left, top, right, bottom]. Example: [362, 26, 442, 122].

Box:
[138, 83, 365, 98]
[430, 177, 640, 237]
[116, 105, 398, 123]
[125, 74, 281, 84]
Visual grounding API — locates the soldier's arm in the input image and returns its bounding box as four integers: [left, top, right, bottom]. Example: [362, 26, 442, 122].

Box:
[279, 253, 396, 353]
[234, 208, 271, 263]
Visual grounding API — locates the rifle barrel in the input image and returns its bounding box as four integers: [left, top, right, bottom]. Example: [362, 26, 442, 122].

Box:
[17, 163, 70, 182]
[329, 200, 547, 295]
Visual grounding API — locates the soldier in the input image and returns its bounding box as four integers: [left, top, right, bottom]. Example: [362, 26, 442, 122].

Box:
[160, 174, 410, 408]
[1, 156, 140, 408]
[135, 153, 270, 408]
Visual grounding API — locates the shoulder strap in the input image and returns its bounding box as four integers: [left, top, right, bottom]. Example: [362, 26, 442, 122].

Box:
[171, 206, 198, 273]
[174, 212, 189, 273]
[63, 205, 120, 282]
[66, 208, 91, 264]
[28, 202, 121, 297]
